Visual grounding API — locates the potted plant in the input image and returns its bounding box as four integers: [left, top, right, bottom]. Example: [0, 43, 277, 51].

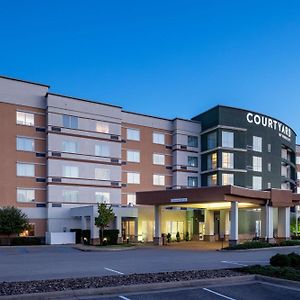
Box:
[167, 233, 171, 243]
[185, 231, 189, 241]
[176, 232, 180, 242]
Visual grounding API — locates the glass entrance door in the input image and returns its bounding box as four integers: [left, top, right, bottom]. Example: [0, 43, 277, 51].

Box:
[199, 222, 205, 240]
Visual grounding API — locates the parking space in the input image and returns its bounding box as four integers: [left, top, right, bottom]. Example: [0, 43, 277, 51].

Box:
[75, 281, 300, 300]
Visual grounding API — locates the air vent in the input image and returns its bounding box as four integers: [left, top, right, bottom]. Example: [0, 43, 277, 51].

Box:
[166, 166, 172, 170]
[111, 158, 119, 163]
[111, 181, 119, 186]
[36, 203, 46, 207]
[181, 166, 187, 170]
[36, 152, 46, 158]
[51, 126, 61, 132]
[52, 152, 61, 157]
[180, 145, 187, 150]
[121, 139, 126, 143]
[36, 127, 46, 132]
[121, 161, 127, 165]
[110, 135, 119, 140]
[166, 145, 172, 150]
[121, 183, 127, 187]
[246, 145, 253, 150]
[52, 203, 62, 207]
[52, 177, 62, 183]
[36, 178, 46, 183]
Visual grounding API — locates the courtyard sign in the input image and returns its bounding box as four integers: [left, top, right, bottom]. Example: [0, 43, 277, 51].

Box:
[246, 112, 292, 142]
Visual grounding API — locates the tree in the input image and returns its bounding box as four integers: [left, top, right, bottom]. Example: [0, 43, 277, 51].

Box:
[94, 203, 115, 245]
[0, 207, 29, 244]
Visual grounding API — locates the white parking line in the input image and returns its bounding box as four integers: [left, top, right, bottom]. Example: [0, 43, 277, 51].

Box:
[104, 267, 124, 275]
[221, 260, 248, 266]
[203, 288, 237, 300]
[119, 296, 131, 300]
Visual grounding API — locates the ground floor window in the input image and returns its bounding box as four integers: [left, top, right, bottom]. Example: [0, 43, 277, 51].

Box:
[19, 223, 35, 237]
[166, 221, 184, 240]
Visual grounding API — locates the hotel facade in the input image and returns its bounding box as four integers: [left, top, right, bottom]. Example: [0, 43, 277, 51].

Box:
[0, 75, 299, 246]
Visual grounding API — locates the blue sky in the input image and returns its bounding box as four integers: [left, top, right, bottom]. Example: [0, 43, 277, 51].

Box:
[1, 1, 300, 139]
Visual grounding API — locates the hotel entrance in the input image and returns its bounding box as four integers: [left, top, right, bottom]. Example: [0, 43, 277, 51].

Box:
[122, 217, 138, 242]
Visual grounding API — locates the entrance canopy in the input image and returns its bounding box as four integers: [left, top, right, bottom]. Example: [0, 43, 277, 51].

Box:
[136, 185, 300, 208]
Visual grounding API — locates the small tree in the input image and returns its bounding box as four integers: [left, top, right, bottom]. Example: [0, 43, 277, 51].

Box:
[94, 203, 115, 246]
[0, 207, 29, 244]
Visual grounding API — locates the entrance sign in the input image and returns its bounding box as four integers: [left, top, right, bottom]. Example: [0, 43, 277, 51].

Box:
[170, 198, 188, 203]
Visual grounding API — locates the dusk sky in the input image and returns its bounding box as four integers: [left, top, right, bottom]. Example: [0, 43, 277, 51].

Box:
[1, 1, 300, 140]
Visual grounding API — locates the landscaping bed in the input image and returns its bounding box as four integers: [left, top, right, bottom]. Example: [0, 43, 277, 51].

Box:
[0, 269, 243, 296]
[224, 240, 300, 250]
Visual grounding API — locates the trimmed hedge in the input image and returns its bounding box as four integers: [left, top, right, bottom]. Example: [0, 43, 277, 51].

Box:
[100, 229, 119, 245]
[270, 252, 300, 268]
[9, 237, 45, 246]
[224, 241, 273, 250]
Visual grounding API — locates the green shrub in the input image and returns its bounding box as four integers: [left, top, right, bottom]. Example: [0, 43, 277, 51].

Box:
[185, 232, 189, 241]
[279, 240, 300, 246]
[224, 241, 273, 250]
[288, 252, 300, 268]
[166, 233, 171, 243]
[176, 232, 180, 242]
[10, 237, 45, 246]
[100, 229, 119, 245]
[270, 253, 291, 267]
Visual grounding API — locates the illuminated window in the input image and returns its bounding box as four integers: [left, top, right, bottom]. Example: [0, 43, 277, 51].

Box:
[207, 174, 217, 186]
[96, 121, 109, 133]
[207, 153, 217, 169]
[19, 224, 35, 237]
[222, 152, 234, 169]
[16, 111, 34, 126]
[222, 174, 234, 185]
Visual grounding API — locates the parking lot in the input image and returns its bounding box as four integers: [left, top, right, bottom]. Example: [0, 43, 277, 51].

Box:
[0, 245, 300, 282]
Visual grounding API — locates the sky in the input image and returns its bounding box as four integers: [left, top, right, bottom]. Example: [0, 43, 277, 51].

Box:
[1, 1, 300, 140]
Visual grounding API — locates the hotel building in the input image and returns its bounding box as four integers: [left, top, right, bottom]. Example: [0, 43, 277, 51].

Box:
[0, 75, 299, 245]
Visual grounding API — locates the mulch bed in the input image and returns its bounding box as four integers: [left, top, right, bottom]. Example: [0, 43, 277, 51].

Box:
[0, 269, 243, 296]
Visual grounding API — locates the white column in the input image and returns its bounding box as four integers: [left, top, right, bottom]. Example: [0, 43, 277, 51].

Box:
[225, 210, 230, 236]
[81, 216, 86, 230]
[278, 207, 290, 240]
[229, 201, 238, 246]
[154, 205, 162, 245]
[116, 216, 123, 243]
[261, 205, 274, 242]
[204, 209, 214, 241]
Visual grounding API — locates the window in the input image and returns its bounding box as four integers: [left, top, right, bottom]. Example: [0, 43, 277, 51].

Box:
[207, 131, 217, 149]
[17, 189, 35, 202]
[17, 163, 35, 177]
[153, 174, 165, 186]
[127, 128, 140, 141]
[63, 115, 78, 129]
[16, 137, 35, 152]
[267, 182, 271, 189]
[19, 224, 35, 237]
[253, 156, 262, 172]
[95, 192, 110, 203]
[153, 153, 165, 165]
[222, 131, 234, 148]
[188, 156, 198, 168]
[96, 121, 109, 133]
[127, 193, 136, 206]
[297, 172, 300, 180]
[127, 172, 140, 184]
[281, 148, 288, 160]
[296, 157, 300, 165]
[253, 136, 262, 152]
[253, 176, 262, 190]
[222, 173, 234, 185]
[127, 150, 140, 163]
[153, 132, 165, 144]
[268, 163, 272, 172]
[188, 176, 198, 187]
[207, 174, 217, 186]
[222, 152, 234, 169]
[16, 111, 34, 126]
[63, 141, 78, 153]
[188, 136, 198, 147]
[63, 190, 79, 202]
[95, 168, 110, 180]
[63, 166, 79, 178]
[207, 153, 217, 170]
[95, 144, 110, 157]
[268, 144, 272, 153]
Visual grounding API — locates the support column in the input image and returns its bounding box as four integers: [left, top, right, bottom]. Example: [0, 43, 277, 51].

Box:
[204, 210, 215, 241]
[90, 216, 100, 245]
[261, 205, 275, 243]
[220, 210, 230, 241]
[81, 216, 87, 244]
[154, 205, 162, 245]
[134, 218, 139, 242]
[278, 207, 290, 240]
[229, 201, 238, 246]
[116, 216, 123, 244]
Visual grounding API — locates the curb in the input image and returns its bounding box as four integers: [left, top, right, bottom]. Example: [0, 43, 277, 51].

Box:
[73, 245, 138, 252]
[0, 275, 255, 300]
[219, 245, 300, 252]
[255, 274, 300, 289]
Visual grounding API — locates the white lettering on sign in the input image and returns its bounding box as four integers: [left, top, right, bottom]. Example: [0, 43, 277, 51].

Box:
[170, 198, 188, 203]
[246, 112, 292, 141]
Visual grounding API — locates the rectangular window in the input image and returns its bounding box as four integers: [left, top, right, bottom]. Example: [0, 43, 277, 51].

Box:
[63, 166, 79, 178]
[95, 144, 110, 157]
[188, 136, 198, 147]
[95, 192, 110, 203]
[127, 172, 140, 184]
[188, 176, 198, 187]
[296, 157, 300, 165]
[95, 168, 110, 180]
[252, 176, 262, 190]
[63, 140, 78, 153]
[153, 174, 165, 186]
[153, 132, 165, 145]
[153, 153, 165, 165]
[127, 193, 136, 206]
[16, 137, 35, 152]
[207, 174, 217, 186]
[207, 152, 217, 170]
[16, 111, 34, 126]
[222, 152, 234, 169]
[253, 156, 262, 172]
[268, 144, 272, 153]
[17, 189, 35, 202]
[96, 121, 109, 133]
[253, 136, 262, 152]
[127, 150, 140, 163]
[127, 128, 140, 141]
[188, 156, 198, 167]
[222, 173, 234, 185]
[63, 190, 79, 202]
[267, 182, 271, 189]
[281, 148, 288, 160]
[63, 115, 78, 129]
[17, 163, 35, 177]
[207, 131, 217, 149]
[268, 163, 272, 172]
[222, 131, 234, 148]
